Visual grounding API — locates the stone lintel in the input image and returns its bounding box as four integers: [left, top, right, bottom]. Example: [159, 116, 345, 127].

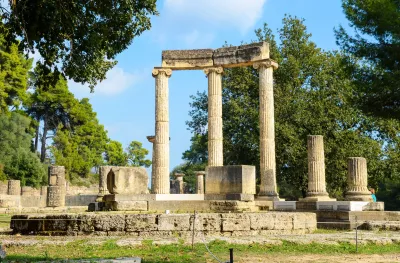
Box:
[162, 49, 214, 68]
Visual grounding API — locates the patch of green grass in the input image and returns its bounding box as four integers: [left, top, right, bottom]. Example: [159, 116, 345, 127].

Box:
[312, 228, 348, 234]
[0, 214, 11, 229]
[2, 239, 400, 262]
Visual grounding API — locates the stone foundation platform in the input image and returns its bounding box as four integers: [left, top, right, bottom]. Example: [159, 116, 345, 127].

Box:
[10, 212, 316, 236]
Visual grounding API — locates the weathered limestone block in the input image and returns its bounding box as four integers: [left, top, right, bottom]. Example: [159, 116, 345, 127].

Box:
[190, 213, 221, 231]
[274, 213, 294, 230]
[162, 49, 213, 69]
[94, 214, 125, 232]
[48, 166, 65, 187]
[44, 214, 78, 233]
[236, 42, 270, 63]
[40, 186, 48, 196]
[7, 180, 21, 195]
[158, 214, 190, 231]
[21, 186, 33, 196]
[345, 157, 373, 201]
[210, 200, 255, 212]
[0, 182, 7, 195]
[213, 46, 238, 65]
[126, 214, 158, 232]
[107, 167, 149, 195]
[78, 214, 96, 232]
[46, 186, 65, 207]
[0, 195, 20, 208]
[107, 201, 147, 211]
[221, 213, 250, 231]
[99, 166, 114, 197]
[195, 171, 205, 194]
[250, 213, 275, 230]
[205, 165, 256, 194]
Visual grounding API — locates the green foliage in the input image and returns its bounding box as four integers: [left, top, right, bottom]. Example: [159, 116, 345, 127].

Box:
[105, 140, 128, 166]
[185, 16, 399, 200]
[51, 98, 108, 180]
[335, 0, 400, 119]
[0, 112, 46, 186]
[1, 0, 157, 90]
[170, 162, 207, 193]
[126, 141, 151, 168]
[0, 27, 32, 113]
[377, 178, 400, 211]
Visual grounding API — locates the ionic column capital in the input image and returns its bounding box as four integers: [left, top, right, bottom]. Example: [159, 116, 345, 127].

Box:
[253, 59, 279, 70]
[204, 67, 224, 76]
[152, 68, 172, 77]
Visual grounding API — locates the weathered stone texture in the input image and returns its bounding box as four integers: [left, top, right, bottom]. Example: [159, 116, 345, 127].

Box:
[126, 214, 158, 232]
[346, 157, 372, 201]
[46, 186, 65, 207]
[0, 182, 7, 195]
[40, 186, 48, 196]
[175, 173, 185, 194]
[221, 213, 250, 231]
[250, 213, 275, 230]
[48, 166, 66, 187]
[0, 195, 20, 208]
[99, 166, 114, 197]
[7, 180, 21, 195]
[107, 201, 147, 211]
[195, 171, 205, 194]
[205, 165, 256, 194]
[162, 49, 213, 69]
[190, 213, 221, 231]
[94, 214, 125, 232]
[158, 214, 190, 231]
[107, 167, 149, 195]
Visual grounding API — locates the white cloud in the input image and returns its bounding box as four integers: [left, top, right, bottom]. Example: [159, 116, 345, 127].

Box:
[68, 66, 138, 97]
[164, 0, 267, 34]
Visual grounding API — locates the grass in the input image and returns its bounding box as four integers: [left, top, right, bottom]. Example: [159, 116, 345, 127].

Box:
[2, 239, 400, 262]
[0, 214, 11, 229]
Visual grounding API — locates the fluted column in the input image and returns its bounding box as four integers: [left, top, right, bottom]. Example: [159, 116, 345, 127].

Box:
[304, 135, 334, 201]
[204, 67, 223, 167]
[147, 135, 156, 193]
[195, 171, 205, 194]
[175, 173, 184, 194]
[97, 166, 113, 201]
[254, 60, 279, 198]
[152, 68, 172, 194]
[345, 157, 373, 201]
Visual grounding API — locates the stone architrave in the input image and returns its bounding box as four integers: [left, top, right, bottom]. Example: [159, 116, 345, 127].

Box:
[204, 67, 224, 167]
[152, 68, 172, 194]
[97, 166, 114, 201]
[7, 180, 21, 195]
[107, 167, 149, 195]
[345, 157, 373, 201]
[47, 185, 65, 207]
[253, 60, 279, 199]
[303, 135, 335, 201]
[195, 171, 205, 194]
[175, 173, 184, 194]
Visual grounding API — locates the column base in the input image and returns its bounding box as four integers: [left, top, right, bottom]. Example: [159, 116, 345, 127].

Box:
[345, 192, 373, 202]
[256, 195, 285, 201]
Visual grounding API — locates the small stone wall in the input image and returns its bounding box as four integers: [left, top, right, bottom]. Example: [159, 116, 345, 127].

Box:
[10, 212, 316, 236]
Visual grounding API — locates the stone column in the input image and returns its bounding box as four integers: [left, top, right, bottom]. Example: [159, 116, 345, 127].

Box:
[195, 171, 205, 194]
[175, 173, 184, 194]
[345, 157, 373, 201]
[254, 61, 279, 199]
[204, 67, 224, 167]
[304, 135, 334, 201]
[47, 166, 66, 207]
[152, 68, 172, 194]
[147, 135, 156, 193]
[7, 180, 21, 195]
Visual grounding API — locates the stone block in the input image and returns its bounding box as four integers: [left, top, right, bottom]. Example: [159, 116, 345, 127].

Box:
[7, 180, 21, 195]
[78, 214, 96, 232]
[0, 182, 7, 195]
[273, 201, 296, 211]
[158, 214, 190, 231]
[0, 195, 20, 208]
[21, 196, 45, 207]
[204, 194, 254, 201]
[210, 200, 255, 212]
[236, 42, 269, 63]
[88, 202, 105, 212]
[213, 46, 238, 65]
[162, 49, 213, 69]
[104, 194, 156, 202]
[155, 194, 204, 201]
[44, 214, 78, 232]
[126, 214, 158, 231]
[47, 186, 65, 207]
[107, 201, 148, 211]
[205, 165, 256, 194]
[190, 213, 221, 231]
[94, 214, 125, 232]
[363, 202, 384, 211]
[221, 213, 250, 232]
[48, 166, 65, 187]
[249, 213, 275, 230]
[107, 167, 149, 195]
[147, 200, 210, 212]
[274, 213, 294, 230]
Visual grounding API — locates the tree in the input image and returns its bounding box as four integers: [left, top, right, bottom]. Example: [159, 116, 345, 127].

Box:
[26, 72, 78, 162]
[185, 16, 399, 199]
[0, 0, 157, 89]
[126, 141, 151, 168]
[51, 98, 108, 180]
[335, 0, 400, 119]
[0, 112, 46, 186]
[105, 140, 128, 166]
[0, 27, 32, 113]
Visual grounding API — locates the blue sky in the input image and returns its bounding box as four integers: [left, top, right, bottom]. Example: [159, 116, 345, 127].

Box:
[67, 0, 350, 172]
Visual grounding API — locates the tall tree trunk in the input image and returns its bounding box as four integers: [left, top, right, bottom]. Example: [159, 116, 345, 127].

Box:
[34, 120, 39, 152]
[40, 115, 48, 163]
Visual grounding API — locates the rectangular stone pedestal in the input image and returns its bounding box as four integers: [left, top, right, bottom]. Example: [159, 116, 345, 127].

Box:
[205, 165, 256, 194]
